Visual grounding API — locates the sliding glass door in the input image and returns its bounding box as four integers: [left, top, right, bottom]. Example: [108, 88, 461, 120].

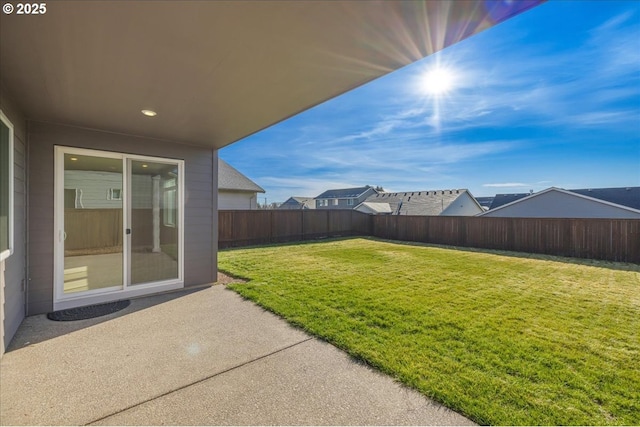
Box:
[55, 147, 183, 306]
[129, 159, 179, 285]
[61, 152, 124, 295]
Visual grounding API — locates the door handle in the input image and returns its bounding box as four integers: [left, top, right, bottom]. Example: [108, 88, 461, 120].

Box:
[126, 228, 131, 235]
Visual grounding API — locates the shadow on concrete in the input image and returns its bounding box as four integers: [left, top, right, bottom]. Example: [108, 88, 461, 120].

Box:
[6, 286, 211, 352]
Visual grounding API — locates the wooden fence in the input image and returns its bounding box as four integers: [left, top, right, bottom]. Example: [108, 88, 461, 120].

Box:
[371, 216, 640, 263]
[65, 209, 123, 250]
[218, 209, 371, 248]
[219, 210, 640, 263]
[64, 209, 177, 252]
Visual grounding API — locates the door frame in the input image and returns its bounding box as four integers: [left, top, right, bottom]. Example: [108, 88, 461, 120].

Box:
[53, 146, 184, 310]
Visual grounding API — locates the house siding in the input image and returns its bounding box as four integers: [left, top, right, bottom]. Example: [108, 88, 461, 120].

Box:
[0, 90, 27, 354]
[316, 188, 377, 210]
[278, 198, 314, 210]
[482, 190, 640, 219]
[27, 121, 218, 315]
[441, 193, 483, 216]
[219, 191, 257, 210]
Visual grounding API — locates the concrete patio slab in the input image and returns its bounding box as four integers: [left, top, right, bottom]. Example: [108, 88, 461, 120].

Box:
[0, 285, 474, 426]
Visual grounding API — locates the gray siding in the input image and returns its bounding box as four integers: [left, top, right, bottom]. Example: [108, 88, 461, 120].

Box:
[27, 121, 218, 315]
[482, 190, 640, 219]
[218, 190, 257, 210]
[0, 90, 27, 353]
[64, 171, 153, 209]
[441, 193, 484, 216]
[316, 188, 377, 209]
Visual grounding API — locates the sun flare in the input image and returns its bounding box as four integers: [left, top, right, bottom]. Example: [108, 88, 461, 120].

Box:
[420, 67, 456, 96]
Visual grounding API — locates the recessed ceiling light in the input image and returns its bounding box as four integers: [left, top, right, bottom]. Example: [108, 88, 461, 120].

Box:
[142, 164, 148, 168]
[70, 157, 78, 161]
[141, 109, 157, 117]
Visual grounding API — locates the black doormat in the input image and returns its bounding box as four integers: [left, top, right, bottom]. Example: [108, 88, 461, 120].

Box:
[47, 300, 131, 321]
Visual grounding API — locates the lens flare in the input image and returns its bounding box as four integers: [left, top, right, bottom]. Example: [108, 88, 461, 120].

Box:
[420, 67, 456, 96]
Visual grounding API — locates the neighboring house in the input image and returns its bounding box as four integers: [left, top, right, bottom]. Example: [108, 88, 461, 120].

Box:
[479, 187, 640, 218]
[355, 202, 394, 215]
[488, 192, 532, 210]
[218, 159, 265, 210]
[0, 1, 541, 354]
[315, 186, 378, 209]
[356, 189, 484, 216]
[569, 187, 640, 210]
[278, 197, 315, 210]
[64, 170, 159, 209]
[475, 196, 495, 211]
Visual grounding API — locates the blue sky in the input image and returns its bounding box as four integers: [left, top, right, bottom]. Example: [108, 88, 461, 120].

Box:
[220, 1, 640, 203]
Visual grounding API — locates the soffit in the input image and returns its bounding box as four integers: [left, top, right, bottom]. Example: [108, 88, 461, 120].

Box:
[0, 1, 542, 148]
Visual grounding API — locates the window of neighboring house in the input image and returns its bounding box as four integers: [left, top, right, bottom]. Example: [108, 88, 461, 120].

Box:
[331, 199, 338, 206]
[64, 189, 77, 209]
[347, 198, 354, 206]
[318, 199, 328, 207]
[107, 188, 122, 201]
[0, 111, 14, 261]
[163, 177, 177, 227]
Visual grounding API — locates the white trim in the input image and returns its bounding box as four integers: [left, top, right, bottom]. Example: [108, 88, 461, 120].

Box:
[478, 187, 640, 216]
[1, 259, 5, 355]
[53, 282, 183, 311]
[54, 147, 125, 303]
[124, 158, 132, 287]
[463, 189, 486, 212]
[0, 110, 14, 262]
[108, 188, 122, 201]
[125, 153, 185, 286]
[54, 147, 185, 309]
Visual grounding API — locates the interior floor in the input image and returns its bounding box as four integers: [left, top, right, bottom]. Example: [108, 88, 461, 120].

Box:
[64, 251, 178, 293]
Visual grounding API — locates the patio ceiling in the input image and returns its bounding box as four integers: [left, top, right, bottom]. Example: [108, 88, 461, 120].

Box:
[0, 0, 543, 149]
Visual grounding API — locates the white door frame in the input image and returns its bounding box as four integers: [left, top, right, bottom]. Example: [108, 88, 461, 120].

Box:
[53, 146, 184, 311]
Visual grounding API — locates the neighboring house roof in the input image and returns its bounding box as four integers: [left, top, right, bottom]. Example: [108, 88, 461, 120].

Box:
[218, 159, 265, 193]
[363, 189, 481, 216]
[570, 187, 640, 210]
[475, 196, 495, 210]
[489, 193, 530, 210]
[478, 187, 640, 218]
[278, 197, 315, 209]
[315, 186, 375, 199]
[291, 197, 314, 203]
[489, 186, 640, 211]
[355, 202, 393, 214]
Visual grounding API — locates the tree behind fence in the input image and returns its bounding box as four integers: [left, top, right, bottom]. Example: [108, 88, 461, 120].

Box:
[219, 210, 640, 263]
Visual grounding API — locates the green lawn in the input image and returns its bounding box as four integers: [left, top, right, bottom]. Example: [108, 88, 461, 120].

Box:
[218, 237, 640, 426]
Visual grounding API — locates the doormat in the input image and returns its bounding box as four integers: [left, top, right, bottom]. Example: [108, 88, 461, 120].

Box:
[47, 300, 131, 321]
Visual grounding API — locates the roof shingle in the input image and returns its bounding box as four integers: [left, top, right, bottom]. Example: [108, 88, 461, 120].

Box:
[218, 159, 265, 193]
[364, 189, 470, 215]
[315, 186, 375, 199]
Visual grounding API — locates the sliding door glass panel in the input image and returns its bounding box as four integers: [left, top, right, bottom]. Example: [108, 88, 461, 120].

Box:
[130, 160, 179, 285]
[63, 154, 123, 293]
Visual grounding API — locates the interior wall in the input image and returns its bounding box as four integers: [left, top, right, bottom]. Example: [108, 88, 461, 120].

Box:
[27, 121, 218, 315]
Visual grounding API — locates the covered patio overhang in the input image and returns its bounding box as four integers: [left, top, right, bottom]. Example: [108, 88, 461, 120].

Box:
[1, 0, 543, 148]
